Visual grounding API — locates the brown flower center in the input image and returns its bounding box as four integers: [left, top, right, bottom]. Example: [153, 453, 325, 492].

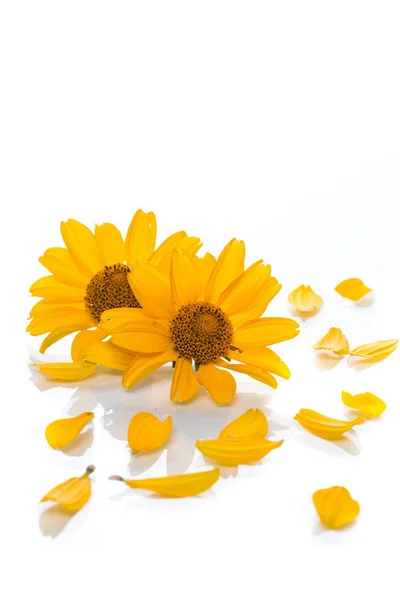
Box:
[170, 302, 233, 364]
[85, 263, 141, 323]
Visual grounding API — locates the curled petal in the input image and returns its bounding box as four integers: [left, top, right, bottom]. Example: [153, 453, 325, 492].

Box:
[45, 412, 94, 449]
[349, 339, 398, 362]
[219, 409, 268, 441]
[342, 391, 386, 419]
[109, 469, 220, 497]
[313, 486, 360, 529]
[32, 361, 97, 381]
[313, 327, 349, 356]
[128, 412, 173, 453]
[335, 278, 372, 301]
[40, 465, 95, 512]
[196, 438, 283, 466]
[288, 285, 323, 314]
[294, 409, 364, 440]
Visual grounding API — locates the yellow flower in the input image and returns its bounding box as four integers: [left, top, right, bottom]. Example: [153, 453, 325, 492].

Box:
[29, 210, 200, 381]
[288, 285, 323, 314]
[127, 412, 173, 453]
[349, 339, 398, 362]
[313, 486, 360, 529]
[294, 409, 364, 440]
[335, 278, 372, 301]
[101, 240, 299, 404]
[109, 469, 220, 498]
[341, 391, 386, 418]
[45, 412, 94, 449]
[40, 465, 95, 512]
[312, 327, 349, 355]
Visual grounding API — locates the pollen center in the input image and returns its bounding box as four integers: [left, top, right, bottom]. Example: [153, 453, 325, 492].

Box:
[85, 263, 141, 323]
[170, 302, 233, 364]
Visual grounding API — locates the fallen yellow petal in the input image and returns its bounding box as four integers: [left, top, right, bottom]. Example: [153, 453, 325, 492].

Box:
[288, 285, 323, 314]
[312, 327, 349, 355]
[342, 391, 386, 419]
[335, 278, 372, 301]
[349, 339, 398, 362]
[196, 438, 283, 466]
[127, 412, 173, 453]
[109, 469, 220, 497]
[313, 486, 360, 529]
[45, 412, 94, 449]
[40, 465, 95, 512]
[218, 409, 268, 441]
[32, 361, 97, 381]
[294, 409, 364, 440]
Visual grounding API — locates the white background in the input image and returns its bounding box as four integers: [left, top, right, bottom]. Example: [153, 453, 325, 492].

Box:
[1, 1, 400, 598]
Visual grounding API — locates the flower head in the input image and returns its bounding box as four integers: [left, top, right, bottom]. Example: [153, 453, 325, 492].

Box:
[101, 239, 299, 405]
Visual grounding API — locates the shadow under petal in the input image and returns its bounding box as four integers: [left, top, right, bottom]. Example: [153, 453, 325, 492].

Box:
[61, 428, 94, 457]
[355, 294, 375, 308]
[128, 450, 163, 476]
[313, 353, 343, 371]
[166, 432, 196, 475]
[347, 357, 382, 371]
[294, 429, 360, 456]
[39, 505, 73, 537]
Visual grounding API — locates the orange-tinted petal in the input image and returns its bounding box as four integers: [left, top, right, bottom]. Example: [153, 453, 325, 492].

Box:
[128, 412, 173, 453]
[341, 391, 386, 418]
[170, 358, 201, 403]
[45, 412, 94, 449]
[313, 486, 360, 529]
[294, 409, 364, 440]
[196, 438, 283, 466]
[196, 363, 236, 405]
[40, 465, 95, 512]
[219, 409, 268, 441]
[335, 278, 372, 301]
[110, 469, 220, 497]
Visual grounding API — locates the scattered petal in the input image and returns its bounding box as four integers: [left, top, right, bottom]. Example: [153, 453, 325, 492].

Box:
[45, 412, 94, 449]
[31, 361, 97, 381]
[313, 486, 360, 529]
[313, 327, 349, 355]
[294, 409, 364, 440]
[335, 278, 372, 301]
[127, 412, 173, 453]
[288, 285, 323, 314]
[342, 391, 386, 418]
[349, 339, 398, 362]
[196, 438, 283, 466]
[109, 469, 220, 497]
[218, 409, 268, 441]
[40, 465, 95, 512]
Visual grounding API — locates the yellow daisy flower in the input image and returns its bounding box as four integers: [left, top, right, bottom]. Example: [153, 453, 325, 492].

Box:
[100, 239, 300, 405]
[29, 209, 200, 380]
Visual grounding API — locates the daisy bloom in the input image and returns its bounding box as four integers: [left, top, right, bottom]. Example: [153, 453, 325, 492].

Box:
[29, 209, 200, 381]
[100, 239, 300, 405]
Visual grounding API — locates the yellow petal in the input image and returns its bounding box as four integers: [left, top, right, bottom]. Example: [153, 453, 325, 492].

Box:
[218, 261, 271, 316]
[111, 331, 173, 353]
[32, 361, 97, 381]
[128, 412, 173, 453]
[61, 219, 104, 277]
[170, 248, 200, 308]
[29, 276, 86, 302]
[313, 486, 360, 529]
[341, 391, 386, 418]
[312, 327, 349, 355]
[40, 325, 83, 354]
[335, 278, 372, 301]
[230, 277, 282, 327]
[27, 307, 94, 336]
[45, 412, 94, 449]
[39, 247, 89, 288]
[288, 285, 323, 313]
[217, 360, 278, 389]
[205, 239, 245, 303]
[149, 231, 201, 274]
[233, 317, 300, 347]
[110, 469, 220, 498]
[170, 358, 201, 403]
[95, 223, 124, 265]
[122, 350, 178, 390]
[219, 409, 268, 441]
[196, 363, 236, 405]
[81, 340, 134, 371]
[127, 263, 175, 320]
[294, 409, 364, 440]
[40, 465, 95, 512]
[193, 253, 217, 300]
[71, 327, 107, 361]
[101, 308, 170, 335]
[196, 438, 283, 466]
[125, 209, 157, 265]
[228, 347, 290, 379]
[349, 339, 398, 362]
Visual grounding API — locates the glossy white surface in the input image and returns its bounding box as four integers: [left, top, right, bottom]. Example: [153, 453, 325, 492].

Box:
[2, 2, 400, 598]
